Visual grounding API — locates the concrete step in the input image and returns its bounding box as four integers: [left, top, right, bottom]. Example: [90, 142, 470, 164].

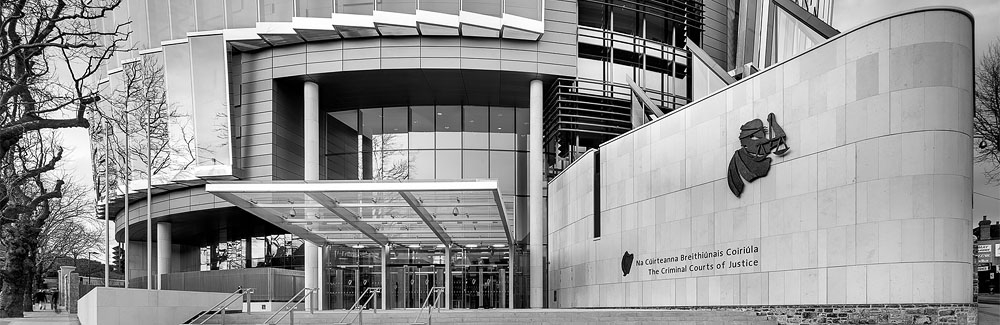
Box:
[192, 309, 777, 325]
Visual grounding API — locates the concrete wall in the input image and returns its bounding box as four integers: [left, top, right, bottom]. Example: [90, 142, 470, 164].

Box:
[77, 288, 232, 325]
[548, 8, 975, 307]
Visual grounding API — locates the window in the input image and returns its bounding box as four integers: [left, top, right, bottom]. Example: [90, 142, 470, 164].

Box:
[436, 106, 461, 149]
[227, 0, 258, 28]
[260, 0, 293, 21]
[196, 0, 226, 31]
[337, 0, 375, 15]
[463, 106, 489, 149]
[297, 0, 334, 17]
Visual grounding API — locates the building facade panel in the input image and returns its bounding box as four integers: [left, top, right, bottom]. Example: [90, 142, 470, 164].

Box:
[548, 8, 974, 308]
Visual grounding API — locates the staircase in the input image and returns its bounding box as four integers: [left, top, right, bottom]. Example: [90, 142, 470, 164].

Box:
[194, 308, 777, 324]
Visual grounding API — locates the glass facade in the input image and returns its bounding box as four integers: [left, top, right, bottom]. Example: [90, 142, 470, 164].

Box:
[325, 245, 512, 310]
[324, 105, 529, 198]
[547, 0, 702, 174]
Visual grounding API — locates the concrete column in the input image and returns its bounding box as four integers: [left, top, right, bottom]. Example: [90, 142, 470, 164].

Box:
[304, 81, 320, 310]
[304, 81, 320, 180]
[304, 242, 318, 311]
[508, 246, 514, 309]
[444, 245, 452, 309]
[381, 245, 389, 310]
[317, 245, 324, 310]
[528, 79, 545, 308]
[58, 266, 76, 312]
[156, 222, 171, 290]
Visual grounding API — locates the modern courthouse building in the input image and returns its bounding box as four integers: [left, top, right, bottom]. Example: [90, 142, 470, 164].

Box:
[86, 0, 979, 321]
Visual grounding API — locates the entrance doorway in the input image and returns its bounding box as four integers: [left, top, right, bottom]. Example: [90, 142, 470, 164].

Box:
[324, 246, 511, 310]
[451, 265, 507, 309]
[386, 265, 445, 308]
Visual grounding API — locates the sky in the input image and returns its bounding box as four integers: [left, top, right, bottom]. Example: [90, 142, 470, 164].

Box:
[49, 0, 1000, 248]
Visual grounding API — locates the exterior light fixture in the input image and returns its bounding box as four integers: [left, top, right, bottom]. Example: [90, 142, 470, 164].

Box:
[492, 244, 506, 248]
[352, 244, 365, 249]
[452, 207, 459, 216]
[408, 244, 420, 248]
[465, 244, 479, 248]
[436, 244, 446, 248]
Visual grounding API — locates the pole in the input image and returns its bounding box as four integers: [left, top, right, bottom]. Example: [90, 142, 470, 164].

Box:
[123, 96, 130, 289]
[146, 100, 153, 289]
[104, 121, 110, 287]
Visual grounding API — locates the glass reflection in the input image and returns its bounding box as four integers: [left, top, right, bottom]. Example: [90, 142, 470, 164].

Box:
[377, 0, 416, 14]
[505, 0, 541, 20]
[196, 0, 225, 31]
[297, 0, 335, 17]
[169, 0, 196, 39]
[227, 0, 258, 28]
[337, 0, 375, 15]
[189, 35, 232, 166]
[324, 105, 528, 183]
[147, 0, 171, 46]
[462, 0, 501, 17]
[260, 0, 294, 22]
[418, 0, 459, 14]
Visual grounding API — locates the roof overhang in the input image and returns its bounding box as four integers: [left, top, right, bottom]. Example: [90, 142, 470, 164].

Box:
[206, 180, 513, 248]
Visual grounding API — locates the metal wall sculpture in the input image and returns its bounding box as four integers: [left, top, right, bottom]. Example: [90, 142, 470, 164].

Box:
[621, 251, 634, 276]
[727, 113, 790, 197]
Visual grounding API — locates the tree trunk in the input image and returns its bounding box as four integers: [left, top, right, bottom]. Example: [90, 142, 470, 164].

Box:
[0, 279, 26, 318]
[0, 221, 41, 318]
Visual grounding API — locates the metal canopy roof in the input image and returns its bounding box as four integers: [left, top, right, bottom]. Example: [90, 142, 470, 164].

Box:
[205, 180, 513, 248]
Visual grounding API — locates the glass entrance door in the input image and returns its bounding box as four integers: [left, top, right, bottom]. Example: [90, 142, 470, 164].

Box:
[387, 265, 444, 308]
[451, 265, 507, 309]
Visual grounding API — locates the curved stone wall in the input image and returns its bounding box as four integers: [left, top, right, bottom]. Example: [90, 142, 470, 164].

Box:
[547, 8, 974, 307]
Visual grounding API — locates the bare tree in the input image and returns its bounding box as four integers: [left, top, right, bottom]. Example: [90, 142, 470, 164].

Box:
[94, 56, 194, 201]
[976, 39, 1000, 182]
[0, 0, 125, 317]
[0, 0, 125, 219]
[35, 177, 99, 283]
[0, 132, 67, 316]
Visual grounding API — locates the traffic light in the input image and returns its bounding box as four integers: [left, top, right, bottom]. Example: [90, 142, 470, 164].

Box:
[112, 245, 125, 273]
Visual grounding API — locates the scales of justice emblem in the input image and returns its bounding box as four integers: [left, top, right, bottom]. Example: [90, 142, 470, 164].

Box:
[727, 113, 790, 197]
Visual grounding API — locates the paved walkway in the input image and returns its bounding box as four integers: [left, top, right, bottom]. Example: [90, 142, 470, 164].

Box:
[0, 311, 79, 325]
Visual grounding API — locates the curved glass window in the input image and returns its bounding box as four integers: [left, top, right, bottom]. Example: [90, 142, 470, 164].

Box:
[298, 0, 335, 17]
[463, 0, 501, 17]
[196, 0, 226, 31]
[505, 0, 541, 20]
[169, 0, 196, 39]
[417, 0, 459, 14]
[377, 0, 416, 14]
[337, 0, 375, 15]
[228, 0, 259, 28]
[323, 105, 528, 185]
[261, 0, 294, 22]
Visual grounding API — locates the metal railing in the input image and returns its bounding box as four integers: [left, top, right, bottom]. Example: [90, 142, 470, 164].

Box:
[337, 287, 381, 324]
[410, 287, 446, 325]
[185, 287, 254, 324]
[262, 287, 316, 325]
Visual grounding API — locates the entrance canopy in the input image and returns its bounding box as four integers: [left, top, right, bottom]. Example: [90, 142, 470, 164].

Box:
[206, 180, 513, 248]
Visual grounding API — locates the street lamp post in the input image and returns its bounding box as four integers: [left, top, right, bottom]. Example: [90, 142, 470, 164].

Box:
[87, 252, 96, 277]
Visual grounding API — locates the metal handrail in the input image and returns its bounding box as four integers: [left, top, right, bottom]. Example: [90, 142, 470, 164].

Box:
[263, 287, 317, 325]
[410, 287, 446, 325]
[338, 287, 382, 324]
[186, 287, 254, 325]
